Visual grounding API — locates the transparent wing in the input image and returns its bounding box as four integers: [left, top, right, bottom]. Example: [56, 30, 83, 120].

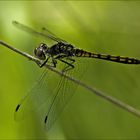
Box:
[43, 58, 87, 130]
[14, 68, 50, 121]
[15, 56, 88, 130]
[14, 67, 64, 121]
[42, 27, 68, 44]
[44, 77, 77, 130]
[12, 21, 67, 44]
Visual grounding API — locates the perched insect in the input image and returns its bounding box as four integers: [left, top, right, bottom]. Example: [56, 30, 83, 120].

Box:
[13, 21, 140, 130]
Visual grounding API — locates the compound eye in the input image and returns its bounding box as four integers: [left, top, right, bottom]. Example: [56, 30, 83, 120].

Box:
[40, 43, 47, 50]
[34, 47, 46, 60]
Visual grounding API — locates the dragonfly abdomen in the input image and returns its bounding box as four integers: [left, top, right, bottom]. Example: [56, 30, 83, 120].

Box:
[75, 49, 140, 64]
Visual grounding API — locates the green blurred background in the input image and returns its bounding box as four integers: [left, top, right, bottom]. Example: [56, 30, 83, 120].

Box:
[0, 1, 140, 139]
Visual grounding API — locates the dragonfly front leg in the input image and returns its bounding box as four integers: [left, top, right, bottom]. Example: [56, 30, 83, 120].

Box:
[37, 56, 57, 68]
[37, 56, 50, 68]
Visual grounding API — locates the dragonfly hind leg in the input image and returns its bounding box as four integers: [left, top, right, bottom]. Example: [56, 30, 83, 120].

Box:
[58, 57, 75, 72]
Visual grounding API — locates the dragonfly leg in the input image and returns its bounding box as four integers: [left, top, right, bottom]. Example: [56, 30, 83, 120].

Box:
[58, 57, 75, 72]
[37, 56, 57, 68]
[55, 54, 75, 72]
[65, 57, 75, 63]
[51, 58, 57, 67]
[38, 56, 50, 68]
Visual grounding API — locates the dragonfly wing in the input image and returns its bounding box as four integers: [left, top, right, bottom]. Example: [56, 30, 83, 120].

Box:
[43, 58, 87, 130]
[42, 27, 68, 44]
[15, 56, 88, 130]
[14, 68, 60, 122]
[13, 21, 46, 40]
[44, 71, 77, 130]
[12, 21, 62, 43]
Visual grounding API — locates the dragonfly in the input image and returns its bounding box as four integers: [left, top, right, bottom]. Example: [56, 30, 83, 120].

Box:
[13, 21, 140, 130]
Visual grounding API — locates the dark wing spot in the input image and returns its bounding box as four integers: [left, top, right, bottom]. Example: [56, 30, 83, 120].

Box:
[15, 104, 21, 112]
[44, 116, 48, 124]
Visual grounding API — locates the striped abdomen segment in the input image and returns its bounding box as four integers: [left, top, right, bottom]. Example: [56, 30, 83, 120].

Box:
[75, 49, 140, 64]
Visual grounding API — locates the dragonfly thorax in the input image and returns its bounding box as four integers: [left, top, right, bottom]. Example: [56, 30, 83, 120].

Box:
[48, 42, 75, 57]
[34, 43, 49, 60]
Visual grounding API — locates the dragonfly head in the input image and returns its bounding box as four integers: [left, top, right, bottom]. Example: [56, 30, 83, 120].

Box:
[34, 43, 48, 60]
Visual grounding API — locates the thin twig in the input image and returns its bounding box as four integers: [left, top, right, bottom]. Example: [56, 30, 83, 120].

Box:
[1, 40, 140, 118]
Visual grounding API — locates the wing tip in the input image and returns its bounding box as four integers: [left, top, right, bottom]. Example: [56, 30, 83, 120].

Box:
[15, 104, 21, 112]
[12, 20, 18, 25]
[44, 115, 48, 124]
[42, 27, 46, 30]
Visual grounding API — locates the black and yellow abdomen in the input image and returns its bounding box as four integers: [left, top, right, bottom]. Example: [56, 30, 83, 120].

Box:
[74, 49, 140, 64]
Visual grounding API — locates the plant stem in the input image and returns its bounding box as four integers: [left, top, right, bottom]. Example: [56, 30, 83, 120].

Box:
[1, 40, 140, 118]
